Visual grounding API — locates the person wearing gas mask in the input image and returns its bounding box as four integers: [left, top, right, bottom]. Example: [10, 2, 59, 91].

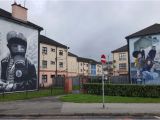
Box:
[0, 31, 37, 92]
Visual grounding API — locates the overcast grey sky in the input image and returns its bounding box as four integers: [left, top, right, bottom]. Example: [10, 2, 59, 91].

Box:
[1, 0, 160, 61]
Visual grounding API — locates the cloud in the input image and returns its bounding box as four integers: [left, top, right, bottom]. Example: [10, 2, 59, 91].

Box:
[1, 0, 160, 61]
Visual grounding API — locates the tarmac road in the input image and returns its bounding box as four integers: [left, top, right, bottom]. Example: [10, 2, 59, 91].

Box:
[0, 96, 160, 119]
[0, 115, 160, 119]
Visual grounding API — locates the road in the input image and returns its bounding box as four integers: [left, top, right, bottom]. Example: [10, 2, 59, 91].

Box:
[0, 115, 160, 119]
[0, 96, 160, 119]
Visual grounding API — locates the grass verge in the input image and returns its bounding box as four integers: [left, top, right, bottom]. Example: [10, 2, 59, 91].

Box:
[59, 94, 160, 103]
[0, 88, 64, 102]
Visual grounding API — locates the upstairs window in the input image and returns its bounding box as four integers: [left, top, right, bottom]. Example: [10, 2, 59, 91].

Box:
[42, 60, 47, 68]
[59, 50, 63, 56]
[59, 62, 63, 68]
[119, 53, 126, 61]
[42, 47, 47, 55]
[50, 61, 55, 65]
[51, 48, 55, 52]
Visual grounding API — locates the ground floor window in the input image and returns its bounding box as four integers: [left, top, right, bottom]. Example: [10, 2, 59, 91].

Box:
[42, 75, 47, 83]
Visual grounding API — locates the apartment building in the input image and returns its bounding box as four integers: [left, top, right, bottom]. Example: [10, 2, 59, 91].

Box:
[112, 45, 128, 76]
[39, 35, 68, 87]
[77, 57, 90, 76]
[77, 57, 102, 76]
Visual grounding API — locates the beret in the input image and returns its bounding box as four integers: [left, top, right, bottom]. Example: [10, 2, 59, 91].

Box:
[7, 31, 27, 43]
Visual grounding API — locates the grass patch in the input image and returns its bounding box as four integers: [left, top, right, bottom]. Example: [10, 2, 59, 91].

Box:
[0, 88, 64, 102]
[59, 94, 160, 103]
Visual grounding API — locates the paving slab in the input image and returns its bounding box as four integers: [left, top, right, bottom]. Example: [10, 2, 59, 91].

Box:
[61, 102, 160, 115]
[0, 96, 160, 116]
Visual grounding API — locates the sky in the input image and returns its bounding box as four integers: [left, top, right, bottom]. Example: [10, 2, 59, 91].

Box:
[0, 0, 160, 61]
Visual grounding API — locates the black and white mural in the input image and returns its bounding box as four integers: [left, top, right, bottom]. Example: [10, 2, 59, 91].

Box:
[0, 19, 38, 93]
[129, 35, 160, 85]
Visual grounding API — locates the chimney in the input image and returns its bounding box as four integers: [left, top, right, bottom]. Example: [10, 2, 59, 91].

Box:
[11, 2, 28, 22]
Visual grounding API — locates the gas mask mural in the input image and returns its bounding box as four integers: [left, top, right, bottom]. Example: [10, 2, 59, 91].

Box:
[0, 31, 37, 92]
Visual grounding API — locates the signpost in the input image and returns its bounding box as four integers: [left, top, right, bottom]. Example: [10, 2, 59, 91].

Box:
[101, 54, 106, 109]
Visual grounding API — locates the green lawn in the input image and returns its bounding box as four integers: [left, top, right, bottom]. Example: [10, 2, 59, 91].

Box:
[0, 88, 64, 102]
[59, 94, 160, 103]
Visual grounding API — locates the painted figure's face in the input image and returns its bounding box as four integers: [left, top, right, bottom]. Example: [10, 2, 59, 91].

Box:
[10, 43, 25, 53]
[152, 46, 156, 50]
[138, 53, 142, 58]
[147, 60, 151, 65]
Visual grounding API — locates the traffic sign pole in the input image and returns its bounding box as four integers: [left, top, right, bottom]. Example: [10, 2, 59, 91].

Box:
[101, 54, 106, 109]
[102, 64, 105, 109]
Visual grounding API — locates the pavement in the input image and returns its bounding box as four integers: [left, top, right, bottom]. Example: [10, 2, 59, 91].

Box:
[0, 96, 160, 117]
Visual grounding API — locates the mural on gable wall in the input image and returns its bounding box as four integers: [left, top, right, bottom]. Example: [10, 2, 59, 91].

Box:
[129, 35, 160, 85]
[0, 19, 38, 93]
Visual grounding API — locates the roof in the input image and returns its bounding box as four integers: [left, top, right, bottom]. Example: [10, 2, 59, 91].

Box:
[112, 45, 128, 53]
[126, 23, 160, 39]
[0, 8, 43, 31]
[39, 35, 68, 49]
[68, 52, 78, 57]
[77, 57, 99, 64]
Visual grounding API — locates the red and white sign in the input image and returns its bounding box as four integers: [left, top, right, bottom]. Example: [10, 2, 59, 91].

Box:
[101, 54, 106, 64]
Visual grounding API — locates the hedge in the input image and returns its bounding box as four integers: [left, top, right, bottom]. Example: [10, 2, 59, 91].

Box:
[83, 83, 160, 98]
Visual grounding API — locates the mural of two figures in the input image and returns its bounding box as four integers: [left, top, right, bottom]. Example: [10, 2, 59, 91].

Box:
[130, 36, 160, 85]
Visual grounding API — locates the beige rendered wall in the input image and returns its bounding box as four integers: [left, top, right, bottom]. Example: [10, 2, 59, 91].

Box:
[39, 43, 67, 87]
[78, 62, 89, 76]
[78, 62, 84, 75]
[68, 56, 78, 77]
[96, 64, 102, 76]
[83, 62, 89, 76]
[113, 52, 128, 76]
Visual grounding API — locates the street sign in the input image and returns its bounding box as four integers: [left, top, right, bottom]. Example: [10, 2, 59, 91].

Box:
[101, 54, 106, 64]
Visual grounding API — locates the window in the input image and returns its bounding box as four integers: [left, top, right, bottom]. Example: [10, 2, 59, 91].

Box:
[50, 61, 55, 65]
[86, 70, 89, 73]
[42, 47, 47, 54]
[42, 60, 47, 68]
[51, 75, 55, 80]
[86, 64, 88, 67]
[119, 63, 126, 70]
[42, 75, 47, 83]
[81, 69, 83, 72]
[119, 53, 126, 61]
[81, 63, 83, 66]
[59, 62, 63, 68]
[59, 50, 63, 56]
[51, 48, 55, 52]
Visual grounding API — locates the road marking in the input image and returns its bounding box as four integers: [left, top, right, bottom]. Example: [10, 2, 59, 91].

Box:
[155, 116, 160, 119]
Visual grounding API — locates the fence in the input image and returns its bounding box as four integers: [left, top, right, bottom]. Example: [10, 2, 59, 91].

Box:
[109, 75, 129, 84]
[80, 75, 130, 84]
[53, 76, 65, 88]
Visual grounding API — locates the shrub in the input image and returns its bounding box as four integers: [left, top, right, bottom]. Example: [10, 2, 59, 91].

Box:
[83, 83, 160, 98]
